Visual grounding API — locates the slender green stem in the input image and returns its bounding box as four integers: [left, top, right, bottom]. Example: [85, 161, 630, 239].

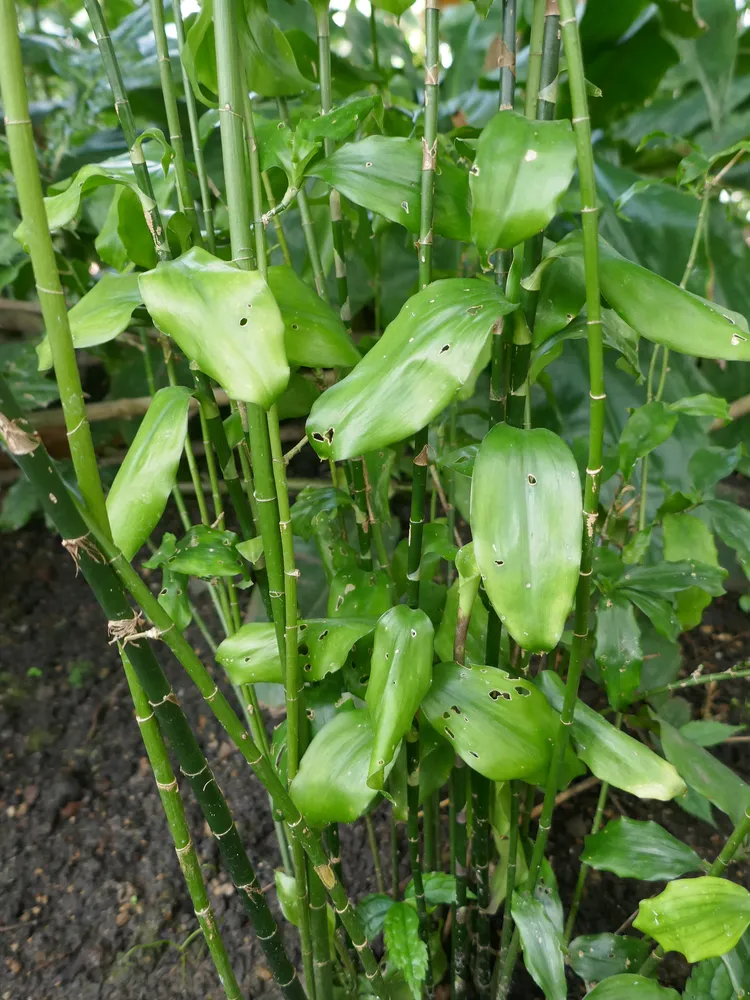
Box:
[308, 858, 333, 1000]
[263, 171, 293, 267]
[406, 734, 433, 992]
[472, 775, 492, 997]
[641, 664, 750, 699]
[500, 0, 517, 112]
[523, 0, 545, 116]
[240, 87, 268, 275]
[365, 815, 386, 893]
[370, 3, 380, 74]
[423, 792, 436, 872]
[498, 781, 520, 961]
[501, 3, 604, 990]
[121, 651, 242, 999]
[391, 809, 400, 899]
[346, 458, 374, 569]
[449, 760, 468, 1000]
[172, 0, 215, 251]
[0, 3, 108, 533]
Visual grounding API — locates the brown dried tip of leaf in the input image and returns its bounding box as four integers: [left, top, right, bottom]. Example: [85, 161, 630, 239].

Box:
[0, 411, 41, 455]
[62, 533, 105, 575]
[413, 443, 430, 467]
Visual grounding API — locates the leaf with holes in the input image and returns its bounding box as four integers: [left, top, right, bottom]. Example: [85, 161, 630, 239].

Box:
[310, 136, 470, 242]
[581, 817, 704, 881]
[290, 486, 356, 541]
[525, 231, 750, 361]
[511, 891, 566, 1000]
[267, 266, 360, 369]
[634, 877, 750, 962]
[216, 618, 376, 684]
[568, 935, 652, 985]
[37, 273, 142, 370]
[595, 594, 643, 710]
[290, 708, 393, 825]
[471, 423, 582, 653]
[384, 901, 429, 1000]
[158, 566, 192, 632]
[470, 111, 576, 259]
[139, 247, 289, 408]
[584, 975, 680, 1000]
[422, 663, 556, 782]
[538, 671, 685, 800]
[306, 279, 514, 460]
[106, 386, 193, 560]
[328, 567, 394, 618]
[366, 606, 434, 790]
[165, 525, 248, 580]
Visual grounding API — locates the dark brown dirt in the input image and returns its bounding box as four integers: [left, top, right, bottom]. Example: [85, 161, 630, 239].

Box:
[1, 524, 749, 1000]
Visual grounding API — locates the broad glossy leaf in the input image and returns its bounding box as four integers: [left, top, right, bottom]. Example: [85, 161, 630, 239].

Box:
[328, 567, 393, 618]
[619, 402, 678, 479]
[37, 273, 142, 370]
[357, 893, 394, 940]
[0, 342, 59, 411]
[582, 817, 704, 881]
[568, 934, 652, 985]
[677, 0, 738, 129]
[511, 891, 566, 1000]
[403, 872, 465, 907]
[310, 136, 470, 242]
[471, 423, 582, 653]
[669, 394, 732, 421]
[526, 232, 750, 361]
[366, 606, 434, 790]
[533, 254, 587, 343]
[290, 709, 391, 825]
[615, 560, 726, 598]
[595, 594, 643, 710]
[470, 111, 576, 257]
[216, 618, 376, 684]
[584, 975, 679, 1000]
[422, 663, 556, 782]
[139, 247, 289, 408]
[690, 446, 742, 496]
[267, 266, 360, 369]
[663, 513, 719, 630]
[307, 279, 514, 460]
[680, 720, 746, 748]
[297, 96, 383, 144]
[275, 869, 300, 927]
[96, 185, 156, 272]
[254, 117, 319, 189]
[167, 525, 247, 579]
[538, 671, 685, 800]
[158, 567, 192, 632]
[290, 485, 355, 541]
[705, 499, 750, 570]
[383, 902, 428, 1000]
[242, 0, 315, 97]
[106, 386, 192, 560]
[659, 719, 750, 826]
[634, 878, 750, 962]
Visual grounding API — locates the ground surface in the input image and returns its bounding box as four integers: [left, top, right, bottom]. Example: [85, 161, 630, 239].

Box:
[1, 523, 749, 1000]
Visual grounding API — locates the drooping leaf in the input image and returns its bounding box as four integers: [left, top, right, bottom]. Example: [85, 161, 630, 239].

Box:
[297, 95, 383, 144]
[581, 817, 704, 881]
[158, 566, 192, 632]
[511, 891, 566, 1000]
[290, 709, 392, 825]
[366, 606, 434, 790]
[689, 446, 743, 496]
[166, 525, 248, 579]
[275, 869, 301, 927]
[383, 901, 428, 1000]
[659, 719, 750, 826]
[96, 185, 156, 272]
[669, 394, 732, 421]
[583, 975, 680, 1000]
[267, 265, 360, 369]
[680, 720, 746, 748]
[306, 279, 515, 461]
[241, 0, 315, 97]
[310, 136, 470, 242]
[106, 386, 193, 560]
[568, 934, 652, 985]
[356, 893, 394, 940]
[470, 111, 576, 258]
[37, 273, 142, 370]
[538, 671, 685, 800]
[619, 401, 678, 479]
[663, 512, 719, 630]
[139, 247, 289, 408]
[634, 878, 750, 962]
[594, 594, 643, 710]
[471, 423, 582, 653]
[422, 663, 556, 782]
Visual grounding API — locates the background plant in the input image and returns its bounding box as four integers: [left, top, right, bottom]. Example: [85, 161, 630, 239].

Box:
[2, 0, 750, 998]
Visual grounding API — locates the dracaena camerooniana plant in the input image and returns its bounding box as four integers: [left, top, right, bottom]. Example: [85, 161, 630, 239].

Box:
[3, 0, 750, 997]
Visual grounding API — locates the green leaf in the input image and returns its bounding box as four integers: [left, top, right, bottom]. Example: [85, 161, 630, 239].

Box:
[356, 893, 394, 940]
[619, 402, 678, 480]
[526, 232, 750, 362]
[0, 342, 58, 411]
[663, 512, 719, 630]
[237, 536, 264, 567]
[634, 877, 750, 962]
[241, 0, 315, 97]
[471, 423, 582, 653]
[290, 486, 355, 541]
[581, 817, 704, 881]
[511, 891, 566, 1000]
[615, 561, 726, 598]
[158, 567, 192, 632]
[291, 708, 391, 825]
[306, 278, 515, 461]
[568, 934, 652, 985]
[383, 902, 428, 1000]
[689, 446, 742, 495]
[659, 719, 750, 826]
[422, 663, 556, 782]
[583, 975, 680, 1000]
[533, 253, 587, 343]
[166, 525, 247, 579]
[705, 499, 750, 571]
[623, 527, 652, 566]
[669, 394, 732, 421]
[470, 111, 576, 259]
[677, 0, 738, 129]
[274, 869, 300, 928]
[37, 273, 142, 370]
[310, 136, 470, 243]
[538, 671, 685, 800]
[595, 594, 643, 710]
[403, 872, 465, 907]
[254, 117, 320, 189]
[216, 618, 376, 684]
[267, 266, 360, 369]
[0, 477, 41, 532]
[680, 720, 746, 748]
[372, 0, 416, 14]
[435, 578, 491, 667]
[106, 386, 193, 560]
[96, 186, 156, 272]
[366, 606, 434, 790]
[139, 247, 289, 408]
[328, 566, 394, 618]
[297, 96, 383, 144]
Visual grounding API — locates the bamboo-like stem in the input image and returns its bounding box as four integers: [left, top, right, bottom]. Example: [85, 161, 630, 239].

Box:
[500, 0, 517, 112]
[172, 0, 215, 251]
[500, 2, 604, 990]
[370, 3, 380, 74]
[346, 458, 374, 569]
[498, 781, 520, 960]
[263, 171, 293, 268]
[308, 859, 333, 1000]
[391, 810, 400, 899]
[472, 775, 492, 997]
[406, 734, 434, 991]
[449, 760, 469, 1000]
[0, 1, 108, 534]
[423, 792, 436, 872]
[523, 0, 545, 116]
[121, 650, 242, 999]
[148, 0, 201, 243]
[365, 814, 386, 893]
[641, 664, 750, 699]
